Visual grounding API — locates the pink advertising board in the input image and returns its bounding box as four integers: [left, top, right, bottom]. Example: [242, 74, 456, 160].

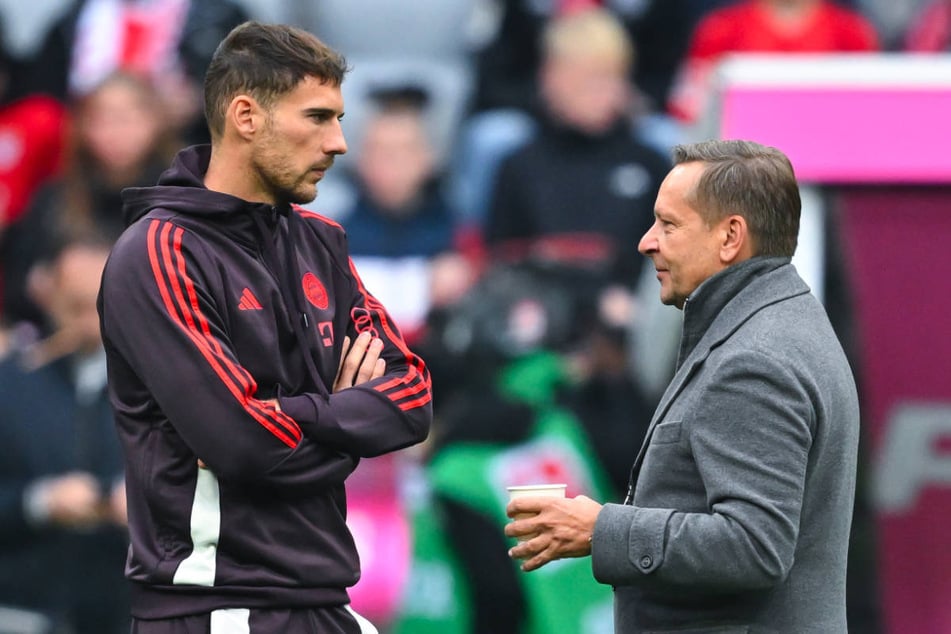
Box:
[721, 88, 951, 182]
[709, 54, 951, 184]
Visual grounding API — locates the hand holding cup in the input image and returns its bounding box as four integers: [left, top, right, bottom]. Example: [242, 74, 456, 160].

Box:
[505, 483, 567, 541]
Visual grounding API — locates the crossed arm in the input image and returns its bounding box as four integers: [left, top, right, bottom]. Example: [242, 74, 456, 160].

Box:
[200, 332, 385, 469]
[262, 332, 386, 414]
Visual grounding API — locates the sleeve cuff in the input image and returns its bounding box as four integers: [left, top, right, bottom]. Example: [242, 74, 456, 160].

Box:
[592, 503, 673, 586]
[279, 393, 339, 440]
[279, 394, 319, 428]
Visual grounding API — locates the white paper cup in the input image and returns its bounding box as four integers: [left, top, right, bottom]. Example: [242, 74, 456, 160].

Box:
[507, 483, 567, 541]
[507, 483, 568, 500]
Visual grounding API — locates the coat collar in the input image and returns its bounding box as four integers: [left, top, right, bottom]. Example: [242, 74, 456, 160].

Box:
[677, 257, 789, 370]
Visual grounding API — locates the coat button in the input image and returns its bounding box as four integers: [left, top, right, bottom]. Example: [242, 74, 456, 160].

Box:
[639, 555, 653, 569]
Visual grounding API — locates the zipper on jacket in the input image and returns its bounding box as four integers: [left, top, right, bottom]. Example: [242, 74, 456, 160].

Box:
[251, 207, 330, 399]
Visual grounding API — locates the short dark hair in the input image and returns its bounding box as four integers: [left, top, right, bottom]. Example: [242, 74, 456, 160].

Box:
[203, 21, 349, 139]
[673, 139, 801, 257]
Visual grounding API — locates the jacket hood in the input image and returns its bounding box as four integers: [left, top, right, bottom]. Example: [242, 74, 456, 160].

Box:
[121, 145, 263, 227]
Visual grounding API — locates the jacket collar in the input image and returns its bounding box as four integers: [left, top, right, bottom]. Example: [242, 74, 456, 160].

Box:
[676, 256, 789, 369]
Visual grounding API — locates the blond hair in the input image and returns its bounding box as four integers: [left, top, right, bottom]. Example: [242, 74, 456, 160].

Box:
[542, 8, 635, 71]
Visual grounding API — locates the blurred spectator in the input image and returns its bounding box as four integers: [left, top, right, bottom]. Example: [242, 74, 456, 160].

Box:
[484, 7, 669, 288]
[344, 87, 456, 257]
[0, 18, 68, 305]
[904, 0, 951, 51]
[668, 0, 880, 124]
[24, 0, 248, 143]
[342, 86, 473, 344]
[0, 95, 65, 240]
[0, 233, 128, 634]
[0, 70, 177, 327]
[451, 0, 694, 226]
[857, 0, 931, 49]
[470, 0, 694, 117]
[288, 0, 481, 197]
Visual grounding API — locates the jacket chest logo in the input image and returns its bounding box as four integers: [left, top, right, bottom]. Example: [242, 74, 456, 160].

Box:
[302, 272, 329, 310]
[237, 287, 263, 311]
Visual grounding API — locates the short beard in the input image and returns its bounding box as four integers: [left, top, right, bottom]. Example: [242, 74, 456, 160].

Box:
[253, 117, 320, 206]
[252, 153, 318, 207]
[274, 180, 318, 206]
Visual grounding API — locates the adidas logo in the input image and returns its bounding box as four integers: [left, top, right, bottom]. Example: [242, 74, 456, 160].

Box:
[238, 287, 263, 311]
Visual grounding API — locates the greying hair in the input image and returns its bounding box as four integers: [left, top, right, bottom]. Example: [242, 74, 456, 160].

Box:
[673, 139, 800, 257]
[203, 21, 349, 139]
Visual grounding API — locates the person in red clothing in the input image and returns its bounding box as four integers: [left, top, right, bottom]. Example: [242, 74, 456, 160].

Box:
[0, 96, 67, 235]
[2, 71, 178, 328]
[0, 28, 67, 239]
[668, 0, 880, 123]
[0, 29, 68, 323]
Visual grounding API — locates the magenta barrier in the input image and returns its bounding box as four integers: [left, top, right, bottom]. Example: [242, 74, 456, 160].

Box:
[721, 88, 951, 183]
[839, 187, 951, 634]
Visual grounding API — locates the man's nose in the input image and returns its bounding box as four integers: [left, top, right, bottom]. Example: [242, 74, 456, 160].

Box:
[638, 223, 658, 254]
[325, 120, 348, 156]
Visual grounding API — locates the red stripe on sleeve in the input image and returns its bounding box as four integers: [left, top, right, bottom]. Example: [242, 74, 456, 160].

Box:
[170, 227, 301, 442]
[393, 395, 433, 412]
[347, 257, 432, 410]
[146, 220, 300, 447]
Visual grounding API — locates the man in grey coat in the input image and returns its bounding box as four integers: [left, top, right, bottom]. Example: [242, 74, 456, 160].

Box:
[505, 139, 860, 633]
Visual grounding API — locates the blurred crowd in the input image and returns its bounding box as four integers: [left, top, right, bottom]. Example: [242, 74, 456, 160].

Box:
[0, 0, 946, 632]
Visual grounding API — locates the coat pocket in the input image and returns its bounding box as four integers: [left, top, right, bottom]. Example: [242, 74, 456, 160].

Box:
[652, 420, 682, 444]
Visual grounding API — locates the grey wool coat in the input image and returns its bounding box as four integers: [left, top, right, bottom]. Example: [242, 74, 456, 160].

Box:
[592, 258, 860, 633]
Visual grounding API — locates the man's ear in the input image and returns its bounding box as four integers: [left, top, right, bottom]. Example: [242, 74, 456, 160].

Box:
[228, 94, 263, 140]
[719, 214, 752, 264]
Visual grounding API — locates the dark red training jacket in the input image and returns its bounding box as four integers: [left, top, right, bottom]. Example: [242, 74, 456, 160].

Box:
[98, 145, 432, 618]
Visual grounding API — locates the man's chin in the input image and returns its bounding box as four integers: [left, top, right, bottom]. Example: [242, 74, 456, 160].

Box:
[659, 291, 681, 309]
[286, 185, 318, 206]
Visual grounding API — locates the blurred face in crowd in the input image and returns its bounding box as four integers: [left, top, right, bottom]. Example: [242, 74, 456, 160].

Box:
[540, 51, 630, 136]
[78, 74, 164, 181]
[638, 162, 727, 309]
[250, 75, 348, 205]
[45, 244, 110, 355]
[356, 110, 435, 213]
